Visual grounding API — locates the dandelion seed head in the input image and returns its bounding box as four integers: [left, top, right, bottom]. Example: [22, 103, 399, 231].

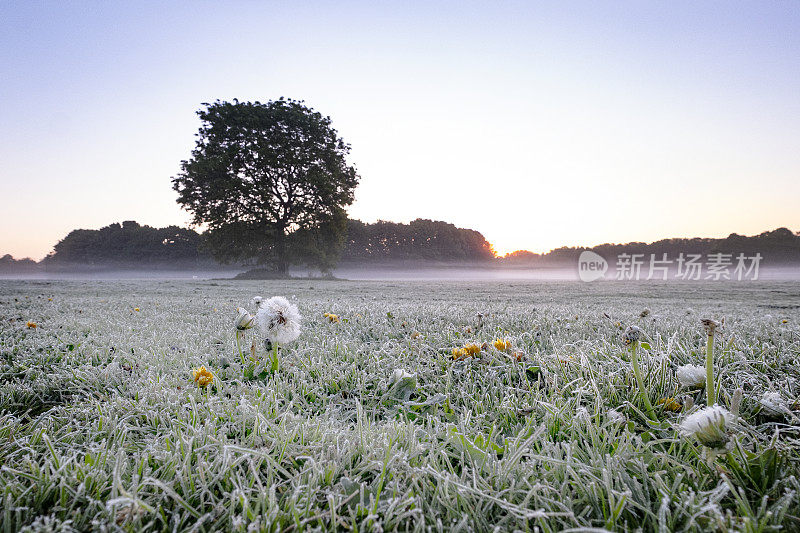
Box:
[676, 364, 706, 389]
[256, 296, 301, 345]
[680, 405, 732, 449]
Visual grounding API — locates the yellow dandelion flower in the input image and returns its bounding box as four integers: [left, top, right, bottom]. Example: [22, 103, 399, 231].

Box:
[47, 298, 53, 302]
[782, 319, 789, 324]
[464, 343, 481, 356]
[452, 347, 468, 360]
[134, 308, 140, 312]
[452, 343, 482, 360]
[493, 338, 511, 351]
[657, 398, 682, 412]
[192, 366, 214, 388]
[323, 313, 340, 323]
[26, 321, 37, 329]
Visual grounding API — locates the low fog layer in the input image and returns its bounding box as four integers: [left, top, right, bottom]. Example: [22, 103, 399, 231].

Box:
[2, 264, 798, 282]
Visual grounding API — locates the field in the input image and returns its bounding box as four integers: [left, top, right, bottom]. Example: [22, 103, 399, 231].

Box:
[2, 279, 800, 532]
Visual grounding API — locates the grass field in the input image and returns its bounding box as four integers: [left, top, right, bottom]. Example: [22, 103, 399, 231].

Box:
[1, 279, 800, 532]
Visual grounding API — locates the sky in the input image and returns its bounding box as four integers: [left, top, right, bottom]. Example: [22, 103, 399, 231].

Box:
[1, 1, 799, 259]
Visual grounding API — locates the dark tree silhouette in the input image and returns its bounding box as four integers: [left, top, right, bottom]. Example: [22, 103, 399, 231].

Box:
[45, 221, 208, 264]
[28, 221, 800, 272]
[342, 219, 496, 261]
[172, 99, 359, 275]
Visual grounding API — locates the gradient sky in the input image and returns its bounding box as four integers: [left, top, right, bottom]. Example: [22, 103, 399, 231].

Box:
[1, 1, 799, 259]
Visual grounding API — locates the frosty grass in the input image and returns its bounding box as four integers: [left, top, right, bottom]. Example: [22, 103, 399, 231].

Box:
[1, 279, 799, 531]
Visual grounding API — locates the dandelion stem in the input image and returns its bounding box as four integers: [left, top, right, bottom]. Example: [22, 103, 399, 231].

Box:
[235, 331, 245, 366]
[630, 341, 656, 420]
[270, 343, 280, 373]
[705, 332, 715, 406]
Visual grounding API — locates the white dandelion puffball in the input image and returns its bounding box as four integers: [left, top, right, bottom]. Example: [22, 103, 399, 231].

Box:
[680, 405, 733, 449]
[676, 365, 706, 389]
[251, 296, 265, 309]
[255, 296, 301, 345]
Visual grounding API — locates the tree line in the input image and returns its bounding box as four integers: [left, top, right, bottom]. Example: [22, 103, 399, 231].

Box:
[13, 218, 495, 270]
[44, 221, 207, 265]
[344, 219, 495, 262]
[4, 223, 798, 273]
[501, 227, 800, 266]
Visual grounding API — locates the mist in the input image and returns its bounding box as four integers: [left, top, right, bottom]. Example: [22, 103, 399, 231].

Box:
[2, 263, 798, 282]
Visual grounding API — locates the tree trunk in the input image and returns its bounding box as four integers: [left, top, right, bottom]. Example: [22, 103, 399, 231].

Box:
[272, 227, 289, 277]
[275, 258, 289, 276]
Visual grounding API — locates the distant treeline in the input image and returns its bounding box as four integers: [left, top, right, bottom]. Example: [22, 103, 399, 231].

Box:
[3, 223, 800, 272]
[0, 254, 39, 272]
[3, 219, 496, 270]
[46, 221, 209, 265]
[344, 219, 495, 262]
[502, 227, 800, 265]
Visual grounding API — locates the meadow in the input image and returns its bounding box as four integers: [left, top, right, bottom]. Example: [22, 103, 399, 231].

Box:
[1, 279, 799, 532]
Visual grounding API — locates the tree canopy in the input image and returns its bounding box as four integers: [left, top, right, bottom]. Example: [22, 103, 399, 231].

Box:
[172, 98, 359, 274]
[25, 222, 800, 272]
[45, 221, 207, 264]
[344, 219, 496, 261]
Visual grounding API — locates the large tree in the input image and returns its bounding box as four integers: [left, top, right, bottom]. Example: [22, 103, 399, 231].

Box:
[172, 98, 359, 275]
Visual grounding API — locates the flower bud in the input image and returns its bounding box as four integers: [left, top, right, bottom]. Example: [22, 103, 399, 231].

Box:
[701, 318, 720, 336]
[622, 325, 641, 345]
[235, 307, 255, 330]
